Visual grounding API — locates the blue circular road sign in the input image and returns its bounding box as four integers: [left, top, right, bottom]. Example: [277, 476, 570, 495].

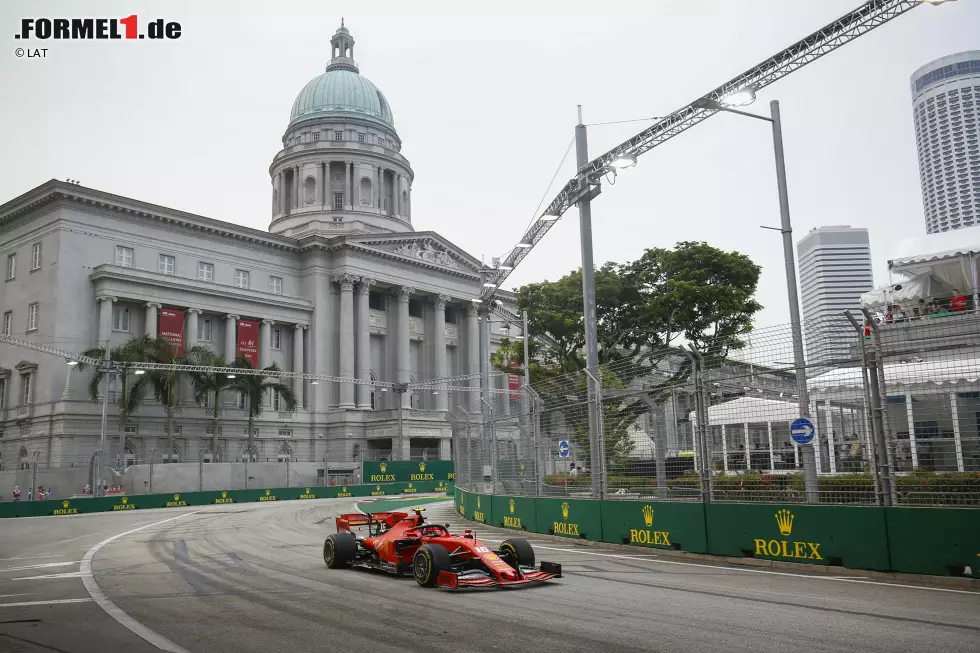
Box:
[790, 417, 815, 445]
[558, 440, 570, 457]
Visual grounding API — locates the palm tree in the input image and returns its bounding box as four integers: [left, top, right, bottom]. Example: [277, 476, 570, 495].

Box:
[78, 335, 159, 465]
[230, 361, 296, 458]
[130, 337, 186, 463]
[185, 345, 238, 462]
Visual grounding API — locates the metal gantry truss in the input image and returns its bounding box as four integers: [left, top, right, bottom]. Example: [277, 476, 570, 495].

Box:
[0, 333, 510, 394]
[480, 0, 926, 303]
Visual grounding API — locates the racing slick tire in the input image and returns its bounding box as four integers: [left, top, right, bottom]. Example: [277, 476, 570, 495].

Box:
[324, 532, 357, 569]
[500, 538, 535, 569]
[413, 543, 450, 587]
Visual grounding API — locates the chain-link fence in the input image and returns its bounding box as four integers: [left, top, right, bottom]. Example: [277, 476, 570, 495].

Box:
[452, 303, 980, 507]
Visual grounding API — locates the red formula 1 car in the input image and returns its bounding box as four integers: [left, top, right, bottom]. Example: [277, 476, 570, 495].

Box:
[323, 507, 561, 589]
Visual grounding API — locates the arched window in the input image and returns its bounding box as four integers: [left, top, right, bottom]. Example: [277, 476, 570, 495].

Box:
[359, 177, 373, 206]
[123, 445, 137, 467]
[162, 446, 180, 463]
[241, 445, 257, 462]
[277, 444, 293, 463]
[304, 176, 316, 205]
[19, 447, 29, 470]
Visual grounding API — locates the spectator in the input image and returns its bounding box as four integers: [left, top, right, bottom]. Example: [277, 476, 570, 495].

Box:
[864, 320, 871, 337]
[928, 300, 940, 315]
[570, 464, 579, 478]
[12, 486, 20, 502]
[44, 488, 52, 500]
[37, 486, 45, 500]
[83, 484, 92, 495]
[27, 490, 33, 501]
[884, 306, 894, 325]
[950, 289, 967, 312]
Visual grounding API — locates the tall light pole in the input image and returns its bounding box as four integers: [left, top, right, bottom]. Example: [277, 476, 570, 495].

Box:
[695, 94, 819, 502]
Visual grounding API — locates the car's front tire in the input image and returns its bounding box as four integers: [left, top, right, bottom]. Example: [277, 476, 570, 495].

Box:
[324, 532, 357, 569]
[499, 538, 535, 569]
[413, 543, 450, 587]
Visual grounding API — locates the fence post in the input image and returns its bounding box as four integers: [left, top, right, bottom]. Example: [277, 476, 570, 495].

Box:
[585, 368, 605, 500]
[846, 311, 882, 506]
[687, 348, 712, 503]
[198, 448, 204, 492]
[861, 310, 895, 507]
[148, 449, 156, 494]
[286, 455, 291, 488]
[526, 385, 543, 498]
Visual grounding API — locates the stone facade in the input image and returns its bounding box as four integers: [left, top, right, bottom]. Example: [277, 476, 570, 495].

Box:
[0, 23, 519, 471]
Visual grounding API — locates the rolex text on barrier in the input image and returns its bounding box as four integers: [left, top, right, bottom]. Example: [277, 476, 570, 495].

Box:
[600, 500, 708, 553]
[491, 495, 537, 532]
[361, 460, 454, 484]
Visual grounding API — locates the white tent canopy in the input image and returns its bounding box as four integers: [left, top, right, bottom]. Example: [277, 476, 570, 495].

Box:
[888, 225, 980, 290]
[688, 396, 801, 426]
[861, 272, 955, 308]
[808, 358, 980, 392]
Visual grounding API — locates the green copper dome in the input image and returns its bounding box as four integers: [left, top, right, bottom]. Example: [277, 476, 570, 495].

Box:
[289, 69, 394, 129]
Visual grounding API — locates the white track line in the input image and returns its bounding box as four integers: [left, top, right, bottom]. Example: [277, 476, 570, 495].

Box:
[81, 508, 208, 653]
[12, 571, 83, 581]
[0, 561, 78, 573]
[0, 598, 92, 608]
[0, 554, 65, 561]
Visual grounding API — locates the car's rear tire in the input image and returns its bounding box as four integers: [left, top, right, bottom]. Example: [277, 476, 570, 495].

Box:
[324, 532, 357, 569]
[413, 543, 450, 587]
[500, 538, 535, 569]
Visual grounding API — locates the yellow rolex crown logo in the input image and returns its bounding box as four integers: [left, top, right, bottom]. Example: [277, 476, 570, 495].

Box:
[62, 500, 69, 508]
[775, 509, 794, 537]
[122, 497, 128, 504]
[642, 504, 654, 527]
[305, 488, 311, 494]
[561, 502, 569, 519]
[341, 487, 346, 492]
[265, 489, 270, 496]
[376, 485, 380, 491]
[477, 496, 481, 509]
[509, 499, 515, 514]
[222, 491, 227, 498]
[408, 482, 413, 488]
[419, 462, 426, 472]
[173, 494, 180, 501]
[380, 462, 387, 473]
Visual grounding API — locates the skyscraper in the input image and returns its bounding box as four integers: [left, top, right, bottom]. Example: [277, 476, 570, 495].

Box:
[797, 226, 874, 366]
[910, 51, 980, 234]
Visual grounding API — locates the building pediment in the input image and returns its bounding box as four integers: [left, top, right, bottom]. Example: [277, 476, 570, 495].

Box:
[14, 361, 37, 373]
[345, 233, 483, 274]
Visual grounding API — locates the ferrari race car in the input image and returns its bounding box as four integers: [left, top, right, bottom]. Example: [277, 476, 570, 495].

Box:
[323, 507, 561, 589]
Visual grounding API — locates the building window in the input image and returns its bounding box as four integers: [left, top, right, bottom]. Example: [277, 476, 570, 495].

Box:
[198, 318, 212, 342]
[6, 254, 15, 280]
[334, 131, 343, 141]
[198, 262, 213, 282]
[115, 246, 133, 267]
[304, 177, 316, 205]
[357, 133, 365, 143]
[236, 392, 247, 410]
[333, 193, 344, 211]
[205, 426, 221, 436]
[234, 270, 249, 289]
[158, 254, 175, 275]
[2, 311, 11, 336]
[0, 379, 6, 410]
[360, 177, 372, 205]
[278, 429, 292, 438]
[200, 391, 210, 408]
[22, 374, 31, 405]
[272, 328, 281, 350]
[124, 425, 138, 434]
[31, 243, 41, 271]
[164, 425, 182, 435]
[368, 292, 385, 311]
[112, 305, 130, 332]
[269, 276, 282, 295]
[272, 390, 281, 411]
[27, 303, 37, 332]
[313, 132, 320, 142]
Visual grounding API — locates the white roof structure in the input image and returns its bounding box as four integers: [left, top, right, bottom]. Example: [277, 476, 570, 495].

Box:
[687, 396, 802, 426]
[860, 272, 955, 307]
[808, 358, 980, 393]
[888, 225, 980, 290]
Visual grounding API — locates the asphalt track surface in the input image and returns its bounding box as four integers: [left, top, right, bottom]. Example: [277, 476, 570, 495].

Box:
[1, 498, 978, 653]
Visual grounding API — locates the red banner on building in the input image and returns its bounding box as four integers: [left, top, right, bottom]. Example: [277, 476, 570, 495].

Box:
[508, 373, 521, 400]
[237, 319, 259, 367]
[159, 308, 185, 357]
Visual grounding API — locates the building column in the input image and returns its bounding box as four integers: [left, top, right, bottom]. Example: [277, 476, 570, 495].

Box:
[225, 314, 240, 362]
[743, 422, 751, 470]
[294, 165, 300, 209]
[767, 421, 775, 472]
[395, 173, 402, 216]
[186, 309, 201, 350]
[260, 319, 274, 369]
[356, 279, 375, 409]
[904, 391, 919, 469]
[145, 303, 160, 338]
[721, 425, 729, 474]
[465, 302, 480, 413]
[96, 295, 117, 345]
[348, 162, 355, 210]
[432, 295, 449, 411]
[376, 166, 382, 212]
[439, 437, 451, 461]
[334, 274, 358, 408]
[396, 286, 415, 408]
[293, 324, 306, 409]
[313, 275, 330, 413]
[951, 392, 965, 472]
[276, 172, 283, 215]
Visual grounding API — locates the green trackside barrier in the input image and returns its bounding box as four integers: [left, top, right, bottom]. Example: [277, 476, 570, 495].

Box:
[490, 495, 537, 533]
[445, 482, 455, 496]
[535, 497, 602, 541]
[470, 492, 491, 525]
[361, 460, 455, 484]
[356, 495, 453, 513]
[704, 503, 891, 570]
[601, 500, 708, 553]
[885, 507, 980, 578]
[0, 501, 38, 518]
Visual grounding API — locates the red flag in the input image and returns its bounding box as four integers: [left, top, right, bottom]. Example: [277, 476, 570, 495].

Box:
[237, 320, 259, 367]
[159, 309, 185, 356]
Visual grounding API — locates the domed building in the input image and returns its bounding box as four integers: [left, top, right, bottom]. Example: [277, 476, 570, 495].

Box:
[0, 23, 518, 489]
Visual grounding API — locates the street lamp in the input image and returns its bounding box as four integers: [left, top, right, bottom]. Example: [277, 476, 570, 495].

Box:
[696, 92, 819, 503]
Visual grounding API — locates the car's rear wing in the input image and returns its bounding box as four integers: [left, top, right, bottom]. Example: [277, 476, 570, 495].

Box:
[335, 511, 408, 534]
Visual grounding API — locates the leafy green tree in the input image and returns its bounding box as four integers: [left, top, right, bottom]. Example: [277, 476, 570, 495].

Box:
[185, 346, 239, 462]
[129, 337, 187, 462]
[230, 361, 297, 458]
[79, 335, 160, 465]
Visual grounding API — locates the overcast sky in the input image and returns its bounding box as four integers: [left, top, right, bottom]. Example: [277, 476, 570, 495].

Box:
[1, 0, 977, 328]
